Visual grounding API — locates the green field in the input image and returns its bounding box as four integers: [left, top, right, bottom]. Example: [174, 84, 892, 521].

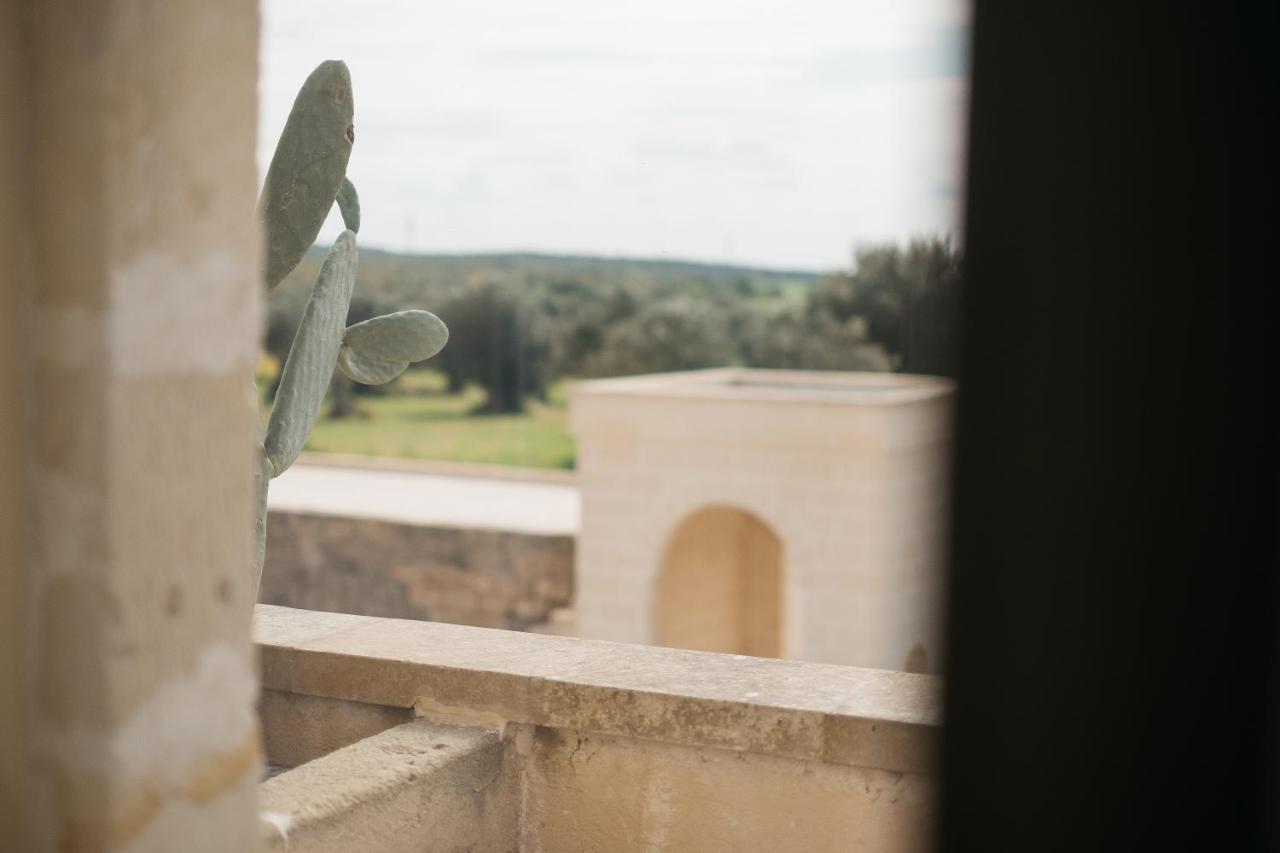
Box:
[259, 365, 576, 470]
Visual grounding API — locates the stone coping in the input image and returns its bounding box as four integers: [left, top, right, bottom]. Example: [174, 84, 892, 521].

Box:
[256, 605, 941, 774]
[295, 451, 576, 486]
[259, 719, 509, 851]
[267, 464, 580, 536]
[570, 367, 954, 407]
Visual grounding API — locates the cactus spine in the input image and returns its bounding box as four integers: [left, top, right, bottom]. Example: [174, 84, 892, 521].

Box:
[252, 61, 449, 593]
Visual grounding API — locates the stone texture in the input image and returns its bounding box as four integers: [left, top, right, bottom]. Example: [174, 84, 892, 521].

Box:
[515, 724, 933, 853]
[259, 720, 516, 853]
[1, 1, 262, 849]
[257, 607, 940, 853]
[571, 367, 954, 671]
[256, 605, 940, 775]
[262, 511, 574, 630]
[259, 690, 413, 770]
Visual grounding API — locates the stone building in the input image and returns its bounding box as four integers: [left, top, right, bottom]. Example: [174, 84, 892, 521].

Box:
[572, 368, 954, 671]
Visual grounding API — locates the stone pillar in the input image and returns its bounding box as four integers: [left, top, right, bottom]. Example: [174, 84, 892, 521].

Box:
[0, 1, 262, 849]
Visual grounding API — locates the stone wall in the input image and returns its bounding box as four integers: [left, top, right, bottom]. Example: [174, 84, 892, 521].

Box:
[261, 511, 574, 630]
[256, 605, 940, 853]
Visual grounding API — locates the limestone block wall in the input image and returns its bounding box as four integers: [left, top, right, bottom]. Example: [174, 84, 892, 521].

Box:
[571, 368, 954, 671]
[1, 1, 263, 849]
[261, 511, 574, 630]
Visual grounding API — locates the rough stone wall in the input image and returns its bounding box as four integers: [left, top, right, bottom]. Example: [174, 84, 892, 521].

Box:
[261, 511, 574, 630]
[513, 724, 934, 853]
[1, 1, 263, 849]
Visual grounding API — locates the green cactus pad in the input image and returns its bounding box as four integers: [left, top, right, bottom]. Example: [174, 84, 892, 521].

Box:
[336, 177, 361, 233]
[335, 309, 449, 385]
[264, 231, 358, 476]
[336, 348, 410, 385]
[258, 60, 355, 291]
[251, 447, 272, 588]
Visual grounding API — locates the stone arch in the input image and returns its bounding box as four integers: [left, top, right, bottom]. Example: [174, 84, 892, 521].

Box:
[653, 505, 784, 657]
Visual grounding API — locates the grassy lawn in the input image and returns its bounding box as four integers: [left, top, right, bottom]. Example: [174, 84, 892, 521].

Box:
[258, 363, 576, 470]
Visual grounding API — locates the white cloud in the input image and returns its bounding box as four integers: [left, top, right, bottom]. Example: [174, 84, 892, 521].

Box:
[260, 0, 969, 270]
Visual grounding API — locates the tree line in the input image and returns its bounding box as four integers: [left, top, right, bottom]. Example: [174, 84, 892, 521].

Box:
[265, 236, 961, 414]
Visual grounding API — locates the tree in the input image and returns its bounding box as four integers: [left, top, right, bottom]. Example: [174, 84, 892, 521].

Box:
[583, 298, 739, 377]
[737, 304, 891, 372]
[435, 283, 549, 414]
[807, 236, 961, 376]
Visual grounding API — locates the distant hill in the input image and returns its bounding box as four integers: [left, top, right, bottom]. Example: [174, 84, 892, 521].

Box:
[347, 246, 824, 282]
[272, 245, 824, 311]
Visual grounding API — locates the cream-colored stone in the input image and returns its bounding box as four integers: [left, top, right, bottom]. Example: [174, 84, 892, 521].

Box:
[259, 690, 413, 769]
[518, 724, 933, 853]
[2, 1, 262, 848]
[571, 367, 954, 670]
[257, 607, 940, 853]
[656, 505, 783, 656]
[260, 720, 516, 853]
[256, 605, 940, 774]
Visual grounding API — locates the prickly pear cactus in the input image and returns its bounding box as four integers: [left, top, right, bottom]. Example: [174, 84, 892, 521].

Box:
[252, 61, 449, 592]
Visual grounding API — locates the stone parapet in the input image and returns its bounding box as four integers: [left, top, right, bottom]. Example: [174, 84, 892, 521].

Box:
[257, 605, 940, 852]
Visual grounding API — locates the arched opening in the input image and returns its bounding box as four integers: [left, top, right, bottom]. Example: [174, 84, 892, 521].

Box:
[654, 506, 784, 657]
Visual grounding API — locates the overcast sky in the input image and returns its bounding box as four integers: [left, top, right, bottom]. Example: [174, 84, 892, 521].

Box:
[260, 0, 969, 271]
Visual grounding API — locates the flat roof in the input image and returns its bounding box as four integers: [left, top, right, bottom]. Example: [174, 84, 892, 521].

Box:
[571, 367, 953, 406]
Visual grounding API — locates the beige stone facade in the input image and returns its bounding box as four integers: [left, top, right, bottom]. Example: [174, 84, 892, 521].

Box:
[571, 368, 954, 671]
[1, 1, 263, 848]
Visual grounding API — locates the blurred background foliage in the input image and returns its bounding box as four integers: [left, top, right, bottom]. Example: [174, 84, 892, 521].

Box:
[261, 236, 961, 467]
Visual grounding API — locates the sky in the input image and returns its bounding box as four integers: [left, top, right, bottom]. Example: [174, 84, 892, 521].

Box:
[260, 0, 969, 272]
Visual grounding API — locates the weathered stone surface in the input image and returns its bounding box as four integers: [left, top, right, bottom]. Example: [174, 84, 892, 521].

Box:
[256, 605, 940, 774]
[261, 511, 574, 631]
[3, 2, 262, 849]
[257, 607, 940, 852]
[515, 724, 934, 853]
[259, 689, 413, 770]
[260, 720, 515, 853]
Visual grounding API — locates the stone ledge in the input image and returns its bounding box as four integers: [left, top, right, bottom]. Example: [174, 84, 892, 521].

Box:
[295, 451, 577, 486]
[259, 719, 512, 852]
[571, 367, 954, 407]
[256, 605, 941, 774]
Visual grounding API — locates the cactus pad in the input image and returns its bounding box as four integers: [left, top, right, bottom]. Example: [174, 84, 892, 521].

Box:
[336, 309, 449, 385]
[263, 230, 358, 476]
[336, 177, 361, 233]
[258, 60, 355, 291]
